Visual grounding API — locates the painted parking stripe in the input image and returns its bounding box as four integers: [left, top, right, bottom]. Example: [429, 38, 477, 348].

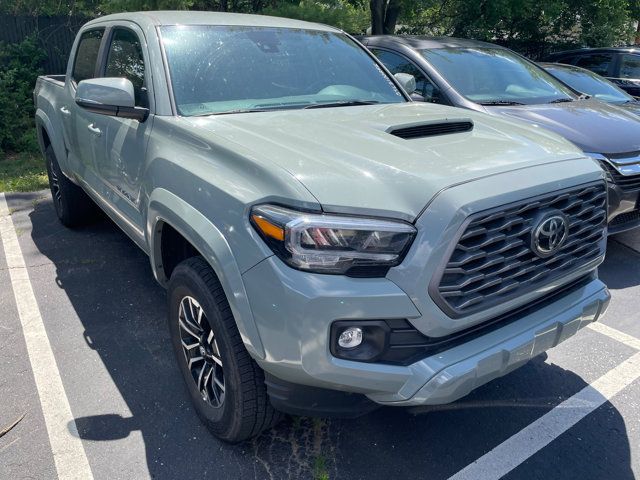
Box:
[588, 322, 640, 350]
[448, 351, 640, 480]
[0, 193, 94, 479]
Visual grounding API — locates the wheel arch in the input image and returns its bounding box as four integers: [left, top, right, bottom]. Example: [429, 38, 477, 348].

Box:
[35, 109, 71, 175]
[147, 188, 266, 360]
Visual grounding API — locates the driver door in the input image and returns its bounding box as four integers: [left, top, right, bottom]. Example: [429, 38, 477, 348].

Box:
[94, 25, 154, 236]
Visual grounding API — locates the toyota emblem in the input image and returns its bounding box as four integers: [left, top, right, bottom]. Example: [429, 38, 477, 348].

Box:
[532, 213, 569, 257]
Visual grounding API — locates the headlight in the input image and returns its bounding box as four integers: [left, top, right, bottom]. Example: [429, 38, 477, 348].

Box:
[584, 152, 613, 182]
[250, 204, 416, 277]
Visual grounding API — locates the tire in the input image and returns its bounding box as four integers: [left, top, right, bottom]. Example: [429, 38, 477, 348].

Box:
[45, 144, 96, 227]
[167, 257, 282, 442]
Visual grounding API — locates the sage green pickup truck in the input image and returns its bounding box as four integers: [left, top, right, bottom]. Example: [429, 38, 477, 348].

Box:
[34, 11, 610, 442]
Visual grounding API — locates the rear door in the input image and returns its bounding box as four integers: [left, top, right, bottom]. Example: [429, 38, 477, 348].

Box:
[65, 28, 107, 184]
[613, 53, 640, 97]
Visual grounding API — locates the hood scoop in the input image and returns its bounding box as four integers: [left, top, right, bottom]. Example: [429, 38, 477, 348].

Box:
[389, 120, 474, 140]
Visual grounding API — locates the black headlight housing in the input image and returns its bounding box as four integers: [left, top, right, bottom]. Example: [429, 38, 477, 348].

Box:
[250, 204, 416, 277]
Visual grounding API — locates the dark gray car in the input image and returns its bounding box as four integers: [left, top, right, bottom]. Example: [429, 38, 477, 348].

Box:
[540, 62, 640, 117]
[361, 35, 640, 234]
[545, 47, 640, 97]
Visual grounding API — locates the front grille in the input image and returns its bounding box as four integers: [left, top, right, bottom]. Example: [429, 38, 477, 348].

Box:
[389, 121, 473, 139]
[431, 182, 607, 318]
[601, 161, 640, 192]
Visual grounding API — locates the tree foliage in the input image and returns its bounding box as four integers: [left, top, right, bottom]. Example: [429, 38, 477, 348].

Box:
[0, 36, 45, 154]
[264, 0, 368, 32]
[4, 0, 640, 46]
[398, 0, 637, 48]
[1, 0, 638, 45]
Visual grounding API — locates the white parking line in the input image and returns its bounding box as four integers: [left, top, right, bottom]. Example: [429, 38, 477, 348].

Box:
[449, 323, 640, 480]
[0, 193, 94, 480]
[588, 322, 640, 350]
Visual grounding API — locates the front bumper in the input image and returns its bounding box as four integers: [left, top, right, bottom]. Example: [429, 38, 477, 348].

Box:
[606, 180, 640, 234]
[242, 256, 610, 407]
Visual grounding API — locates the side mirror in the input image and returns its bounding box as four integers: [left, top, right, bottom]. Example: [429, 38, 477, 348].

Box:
[75, 77, 148, 122]
[394, 73, 416, 96]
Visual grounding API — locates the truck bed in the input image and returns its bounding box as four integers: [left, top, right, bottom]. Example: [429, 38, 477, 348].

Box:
[39, 74, 66, 86]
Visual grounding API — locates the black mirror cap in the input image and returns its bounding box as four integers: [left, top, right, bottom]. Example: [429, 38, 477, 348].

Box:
[75, 98, 149, 122]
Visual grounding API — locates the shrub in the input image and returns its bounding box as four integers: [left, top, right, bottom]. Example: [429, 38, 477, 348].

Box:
[0, 35, 46, 156]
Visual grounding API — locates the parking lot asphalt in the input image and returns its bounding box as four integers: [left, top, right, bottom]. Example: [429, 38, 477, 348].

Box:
[0, 190, 639, 480]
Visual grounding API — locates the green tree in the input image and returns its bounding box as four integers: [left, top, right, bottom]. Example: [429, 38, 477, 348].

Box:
[264, 0, 369, 32]
[0, 36, 46, 153]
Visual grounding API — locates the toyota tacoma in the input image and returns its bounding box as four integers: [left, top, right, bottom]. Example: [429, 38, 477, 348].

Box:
[34, 12, 610, 442]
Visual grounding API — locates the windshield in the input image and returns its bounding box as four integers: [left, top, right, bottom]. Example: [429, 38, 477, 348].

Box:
[160, 26, 405, 116]
[421, 47, 576, 105]
[544, 65, 633, 103]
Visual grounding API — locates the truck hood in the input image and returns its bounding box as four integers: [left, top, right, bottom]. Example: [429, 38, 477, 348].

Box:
[183, 102, 586, 220]
[487, 98, 640, 155]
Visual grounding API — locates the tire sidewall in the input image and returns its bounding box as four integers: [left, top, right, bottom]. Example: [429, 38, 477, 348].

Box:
[45, 146, 66, 220]
[167, 265, 241, 436]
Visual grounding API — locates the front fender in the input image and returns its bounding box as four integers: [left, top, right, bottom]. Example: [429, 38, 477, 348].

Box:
[147, 188, 266, 360]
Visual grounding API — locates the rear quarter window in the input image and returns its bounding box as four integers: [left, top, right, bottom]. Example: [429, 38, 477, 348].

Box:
[619, 54, 640, 79]
[574, 53, 613, 76]
[72, 29, 105, 83]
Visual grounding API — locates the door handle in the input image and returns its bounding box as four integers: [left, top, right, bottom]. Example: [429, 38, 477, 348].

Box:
[87, 123, 102, 136]
[60, 106, 71, 116]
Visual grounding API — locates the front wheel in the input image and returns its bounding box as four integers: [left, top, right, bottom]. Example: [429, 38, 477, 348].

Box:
[167, 257, 282, 442]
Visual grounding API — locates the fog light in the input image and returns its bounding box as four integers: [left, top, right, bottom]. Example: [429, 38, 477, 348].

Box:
[338, 327, 363, 349]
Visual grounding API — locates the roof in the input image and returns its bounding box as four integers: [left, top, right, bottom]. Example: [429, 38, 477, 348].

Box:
[539, 62, 602, 76]
[363, 35, 502, 50]
[85, 10, 339, 32]
[538, 62, 579, 70]
[548, 47, 640, 58]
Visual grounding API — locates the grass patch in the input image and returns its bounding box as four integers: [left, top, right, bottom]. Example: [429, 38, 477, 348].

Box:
[313, 455, 330, 480]
[0, 152, 48, 192]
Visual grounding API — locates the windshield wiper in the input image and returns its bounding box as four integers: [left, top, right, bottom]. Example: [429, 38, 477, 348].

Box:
[548, 98, 574, 103]
[478, 100, 525, 106]
[304, 100, 380, 109]
[191, 104, 311, 116]
[192, 108, 269, 116]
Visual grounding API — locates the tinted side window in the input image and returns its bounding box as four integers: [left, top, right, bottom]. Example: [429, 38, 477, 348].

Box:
[105, 29, 146, 106]
[620, 54, 640, 79]
[371, 49, 442, 102]
[575, 53, 613, 76]
[72, 29, 104, 83]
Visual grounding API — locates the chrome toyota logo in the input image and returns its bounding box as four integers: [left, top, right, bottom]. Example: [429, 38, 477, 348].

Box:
[532, 213, 569, 257]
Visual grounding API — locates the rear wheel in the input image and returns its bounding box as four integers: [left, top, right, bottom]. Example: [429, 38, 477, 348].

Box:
[45, 145, 96, 227]
[167, 257, 282, 442]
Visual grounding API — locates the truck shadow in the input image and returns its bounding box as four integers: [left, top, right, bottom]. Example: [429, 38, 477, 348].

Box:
[27, 197, 634, 480]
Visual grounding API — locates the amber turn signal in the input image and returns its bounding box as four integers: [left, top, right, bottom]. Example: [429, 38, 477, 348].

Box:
[251, 214, 285, 241]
